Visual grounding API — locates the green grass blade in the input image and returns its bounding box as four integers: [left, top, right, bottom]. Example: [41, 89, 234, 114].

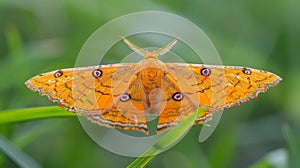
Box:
[282, 124, 297, 155]
[127, 107, 206, 168]
[0, 106, 77, 124]
[282, 124, 299, 167]
[0, 135, 42, 168]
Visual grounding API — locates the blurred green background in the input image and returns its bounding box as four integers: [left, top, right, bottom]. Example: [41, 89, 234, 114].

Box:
[0, 0, 299, 167]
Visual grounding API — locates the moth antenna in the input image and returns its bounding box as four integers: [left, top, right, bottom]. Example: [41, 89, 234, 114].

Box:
[121, 36, 148, 56]
[153, 38, 178, 56]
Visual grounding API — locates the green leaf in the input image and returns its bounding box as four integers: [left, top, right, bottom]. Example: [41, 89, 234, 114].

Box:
[0, 106, 77, 124]
[127, 107, 206, 168]
[0, 135, 42, 168]
[282, 124, 299, 167]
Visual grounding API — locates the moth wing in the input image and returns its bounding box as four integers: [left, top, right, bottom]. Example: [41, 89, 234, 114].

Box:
[156, 63, 281, 132]
[25, 63, 148, 133]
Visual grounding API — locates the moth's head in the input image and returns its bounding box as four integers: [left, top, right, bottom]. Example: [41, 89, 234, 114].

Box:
[144, 51, 159, 59]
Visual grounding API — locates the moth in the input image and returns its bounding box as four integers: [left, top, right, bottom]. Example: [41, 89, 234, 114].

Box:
[25, 37, 282, 134]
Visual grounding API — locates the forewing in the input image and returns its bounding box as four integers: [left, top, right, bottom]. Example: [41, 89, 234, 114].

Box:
[25, 64, 148, 133]
[156, 63, 282, 132]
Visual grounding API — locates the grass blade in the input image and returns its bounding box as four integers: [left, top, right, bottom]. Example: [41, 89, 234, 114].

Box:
[127, 107, 206, 168]
[0, 106, 76, 124]
[0, 135, 42, 168]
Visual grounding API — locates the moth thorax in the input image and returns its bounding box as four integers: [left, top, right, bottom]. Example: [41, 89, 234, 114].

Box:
[139, 67, 165, 94]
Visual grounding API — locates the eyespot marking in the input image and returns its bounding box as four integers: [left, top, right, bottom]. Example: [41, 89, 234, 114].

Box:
[54, 70, 63, 78]
[172, 92, 183, 101]
[93, 69, 103, 78]
[242, 68, 251, 75]
[200, 68, 211, 76]
[120, 93, 131, 102]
